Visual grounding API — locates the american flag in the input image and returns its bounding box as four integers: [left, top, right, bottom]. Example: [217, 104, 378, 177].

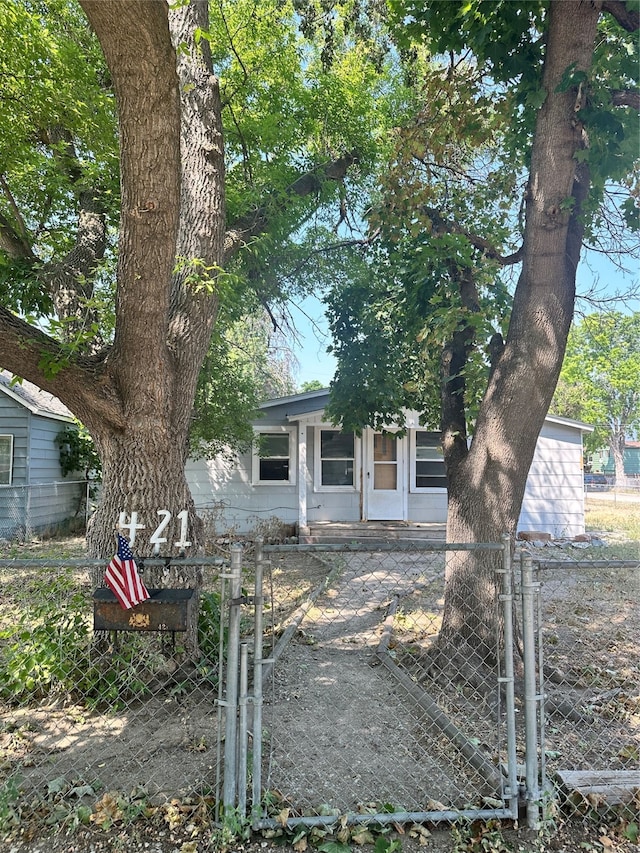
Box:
[105, 534, 150, 610]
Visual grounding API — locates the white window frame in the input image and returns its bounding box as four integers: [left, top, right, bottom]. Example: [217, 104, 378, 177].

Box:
[252, 427, 297, 486]
[0, 434, 13, 485]
[410, 430, 447, 492]
[314, 427, 359, 492]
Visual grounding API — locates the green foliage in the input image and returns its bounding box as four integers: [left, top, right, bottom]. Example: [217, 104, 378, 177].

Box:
[0, 777, 20, 834]
[0, 573, 165, 710]
[387, 0, 639, 219]
[0, 0, 118, 319]
[55, 422, 102, 480]
[190, 306, 297, 458]
[552, 312, 640, 451]
[206, 0, 393, 228]
[327, 0, 637, 441]
[0, 573, 89, 701]
[325, 231, 511, 434]
[197, 590, 226, 677]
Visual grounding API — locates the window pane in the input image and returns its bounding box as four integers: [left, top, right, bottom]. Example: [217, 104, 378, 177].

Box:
[260, 459, 289, 481]
[321, 430, 354, 459]
[258, 434, 289, 458]
[416, 460, 447, 488]
[374, 434, 396, 462]
[0, 436, 12, 485]
[416, 431, 443, 460]
[374, 463, 396, 490]
[322, 460, 354, 486]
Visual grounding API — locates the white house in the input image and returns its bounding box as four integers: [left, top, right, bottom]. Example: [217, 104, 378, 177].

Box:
[186, 389, 594, 539]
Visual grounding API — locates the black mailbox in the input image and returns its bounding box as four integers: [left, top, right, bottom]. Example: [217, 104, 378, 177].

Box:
[93, 588, 196, 633]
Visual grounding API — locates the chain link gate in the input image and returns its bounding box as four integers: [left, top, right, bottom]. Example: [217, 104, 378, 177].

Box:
[517, 550, 640, 827]
[219, 539, 522, 831]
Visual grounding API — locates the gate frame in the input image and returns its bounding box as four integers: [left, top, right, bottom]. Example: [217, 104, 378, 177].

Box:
[221, 538, 527, 831]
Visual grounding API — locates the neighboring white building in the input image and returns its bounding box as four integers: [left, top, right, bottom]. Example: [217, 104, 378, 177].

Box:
[187, 389, 594, 539]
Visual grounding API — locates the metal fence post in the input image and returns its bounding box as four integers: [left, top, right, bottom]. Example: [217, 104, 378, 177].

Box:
[223, 543, 243, 812]
[521, 550, 542, 829]
[252, 537, 265, 827]
[498, 534, 519, 818]
[238, 642, 249, 815]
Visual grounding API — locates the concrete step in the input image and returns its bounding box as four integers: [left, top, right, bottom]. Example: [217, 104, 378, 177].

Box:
[301, 522, 446, 544]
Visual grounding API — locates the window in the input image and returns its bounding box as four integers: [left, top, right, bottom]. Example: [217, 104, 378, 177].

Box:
[414, 431, 446, 489]
[253, 430, 295, 484]
[374, 433, 398, 490]
[0, 435, 13, 485]
[319, 430, 355, 487]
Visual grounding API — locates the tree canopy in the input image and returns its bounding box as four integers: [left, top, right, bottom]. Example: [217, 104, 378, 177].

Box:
[0, 0, 402, 554]
[553, 311, 640, 481]
[326, 0, 639, 441]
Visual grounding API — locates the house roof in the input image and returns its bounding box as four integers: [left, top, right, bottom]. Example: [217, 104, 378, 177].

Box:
[0, 371, 74, 422]
[544, 413, 595, 433]
[260, 389, 595, 434]
[259, 387, 330, 410]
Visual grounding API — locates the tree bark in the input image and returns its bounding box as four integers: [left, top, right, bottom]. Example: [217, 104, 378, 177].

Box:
[437, 0, 602, 670]
[610, 429, 627, 487]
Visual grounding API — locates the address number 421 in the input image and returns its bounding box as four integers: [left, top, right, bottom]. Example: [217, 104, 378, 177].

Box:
[118, 510, 191, 552]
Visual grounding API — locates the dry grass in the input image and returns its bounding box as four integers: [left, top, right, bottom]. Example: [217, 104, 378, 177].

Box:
[585, 497, 640, 560]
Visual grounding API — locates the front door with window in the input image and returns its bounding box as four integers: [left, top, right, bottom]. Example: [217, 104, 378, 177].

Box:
[365, 431, 406, 520]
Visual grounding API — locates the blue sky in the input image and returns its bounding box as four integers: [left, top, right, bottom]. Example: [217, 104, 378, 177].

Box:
[291, 247, 639, 389]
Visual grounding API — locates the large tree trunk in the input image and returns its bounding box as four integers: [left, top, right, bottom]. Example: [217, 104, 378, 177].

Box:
[74, 0, 224, 558]
[437, 0, 602, 671]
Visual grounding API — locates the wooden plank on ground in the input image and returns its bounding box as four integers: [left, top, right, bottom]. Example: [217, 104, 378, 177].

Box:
[555, 770, 640, 806]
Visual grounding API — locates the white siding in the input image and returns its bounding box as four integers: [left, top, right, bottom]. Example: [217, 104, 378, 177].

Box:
[186, 451, 299, 532]
[518, 421, 586, 537]
[185, 405, 589, 538]
[407, 491, 448, 523]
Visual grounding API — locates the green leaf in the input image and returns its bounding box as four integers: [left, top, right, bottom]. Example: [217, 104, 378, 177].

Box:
[318, 843, 351, 853]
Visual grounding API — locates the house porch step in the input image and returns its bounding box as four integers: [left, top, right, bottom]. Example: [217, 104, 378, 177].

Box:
[300, 521, 446, 545]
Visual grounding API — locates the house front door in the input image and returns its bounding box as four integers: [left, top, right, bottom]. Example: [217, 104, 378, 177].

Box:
[365, 431, 406, 521]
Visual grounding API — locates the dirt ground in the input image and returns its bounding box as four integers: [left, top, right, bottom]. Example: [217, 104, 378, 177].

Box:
[4, 812, 638, 852]
[1, 538, 638, 853]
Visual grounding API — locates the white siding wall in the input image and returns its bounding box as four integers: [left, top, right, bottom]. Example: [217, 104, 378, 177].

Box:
[407, 490, 448, 523]
[518, 421, 586, 537]
[186, 451, 300, 533]
[186, 416, 588, 537]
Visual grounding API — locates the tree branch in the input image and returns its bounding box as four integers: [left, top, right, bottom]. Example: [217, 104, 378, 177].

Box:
[224, 151, 360, 260]
[423, 207, 524, 266]
[0, 306, 123, 430]
[611, 88, 640, 109]
[0, 210, 35, 261]
[602, 0, 640, 31]
[0, 175, 35, 259]
[40, 190, 107, 348]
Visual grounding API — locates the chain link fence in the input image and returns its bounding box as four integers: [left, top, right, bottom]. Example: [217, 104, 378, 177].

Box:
[0, 555, 233, 833]
[0, 481, 89, 541]
[526, 553, 640, 821]
[0, 538, 638, 838]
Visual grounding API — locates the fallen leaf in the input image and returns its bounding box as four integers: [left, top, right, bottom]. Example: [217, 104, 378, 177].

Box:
[276, 807, 290, 827]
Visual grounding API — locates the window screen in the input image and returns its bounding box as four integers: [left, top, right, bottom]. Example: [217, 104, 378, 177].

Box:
[0, 435, 13, 485]
[415, 431, 446, 488]
[320, 430, 354, 486]
[257, 433, 290, 481]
